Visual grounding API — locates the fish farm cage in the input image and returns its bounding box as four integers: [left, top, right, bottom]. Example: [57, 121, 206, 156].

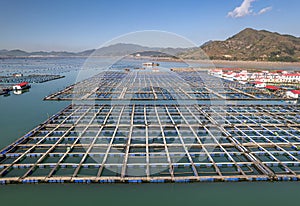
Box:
[44, 70, 288, 101]
[0, 68, 300, 184]
[0, 74, 64, 84]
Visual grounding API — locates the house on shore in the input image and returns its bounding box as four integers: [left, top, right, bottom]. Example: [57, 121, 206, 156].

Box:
[252, 81, 266, 88]
[286, 90, 300, 99]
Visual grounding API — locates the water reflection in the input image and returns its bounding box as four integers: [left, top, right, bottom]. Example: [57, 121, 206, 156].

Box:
[13, 89, 30, 95]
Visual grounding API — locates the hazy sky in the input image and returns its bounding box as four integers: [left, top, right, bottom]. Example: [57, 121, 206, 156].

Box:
[0, 0, 299, 51]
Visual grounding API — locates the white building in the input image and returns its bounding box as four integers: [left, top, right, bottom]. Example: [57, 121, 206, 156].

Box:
[283, 74, 300, 83]
[233, 74, 248, 81]
[286, 90, 300, 99]
[209, 69, 223, 77]
[253, 81, 266, 88]
[12, 73, 23, 77]
[222, 72, 236, 81]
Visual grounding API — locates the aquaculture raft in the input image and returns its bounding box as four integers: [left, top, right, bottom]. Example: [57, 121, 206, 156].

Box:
[44, 70, 288, 101]
[1, 104, 300, 183]
[0, 74, 64, 84]
[0, 69, 300, 184]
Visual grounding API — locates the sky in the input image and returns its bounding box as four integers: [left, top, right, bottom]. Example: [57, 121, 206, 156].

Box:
[0, 0, 299, 51]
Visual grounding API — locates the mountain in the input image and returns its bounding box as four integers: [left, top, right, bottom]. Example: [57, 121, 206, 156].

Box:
[180, 28, 300, 62]
[2, 29, 300, 62]
[76, 49, 95, 56]
[0, 43, 190, 58]
[0, 50, 70, 57]
[91, 43, 150, 56]
[92, 43, 190, 57]
[0, 49, 30, 57]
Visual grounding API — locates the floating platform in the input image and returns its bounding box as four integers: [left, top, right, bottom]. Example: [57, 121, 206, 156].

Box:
[0, 74, 64, 84]
[0, 104, 300, 184]
[44, 70, 288, 101]
[0, 84, 13, 95]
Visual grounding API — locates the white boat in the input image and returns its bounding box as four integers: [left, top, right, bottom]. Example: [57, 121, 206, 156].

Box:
[12, 82, 31, 90]
[142, 62, 159, 67]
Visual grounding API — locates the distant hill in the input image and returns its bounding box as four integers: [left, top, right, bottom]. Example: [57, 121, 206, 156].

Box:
[0, 49, 94, 57]
[2, 29, 300, 62]
[131, 51, 175, 58]
[78, 43, 190, 57]
[0, 49, 29, 57]
[0, 43, 189, 58]
[180, 28, 300, 62]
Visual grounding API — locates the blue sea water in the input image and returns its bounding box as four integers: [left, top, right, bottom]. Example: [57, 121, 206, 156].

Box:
[0, 57, 299, 206]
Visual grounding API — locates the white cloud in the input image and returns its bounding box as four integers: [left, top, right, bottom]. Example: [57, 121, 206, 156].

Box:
[228, 0, 255, 18]
[227, 0, 272, 18]
[257, 6, 272, 15]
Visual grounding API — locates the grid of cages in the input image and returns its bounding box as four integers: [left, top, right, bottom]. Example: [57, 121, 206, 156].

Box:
[176, 71, 284, 100]
[44, 70, 286, 101]
[0, 74, 64, 84]
[0, 104, 299, 183]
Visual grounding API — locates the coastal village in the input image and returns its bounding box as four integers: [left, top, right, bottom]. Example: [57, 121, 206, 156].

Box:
[209, 68, 300, 99]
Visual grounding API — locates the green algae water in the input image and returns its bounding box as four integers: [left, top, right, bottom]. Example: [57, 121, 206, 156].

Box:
[0, 58, 300, 206]
[0, 182, 300, 206]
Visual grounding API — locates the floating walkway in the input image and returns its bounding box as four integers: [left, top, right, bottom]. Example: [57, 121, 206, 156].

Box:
[0, 104, 300, 184]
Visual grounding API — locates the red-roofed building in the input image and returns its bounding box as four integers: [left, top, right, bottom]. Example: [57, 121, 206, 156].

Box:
[286, 90, 300, 99]
[222, 71, 237, 81]
[234, 74, 248, 81]
[283, 73, 300, 82]
[283, 74, 300, 77]
[265, 85, 279, 91]
[252, 81, 266, 88]
[208, 69, 223, 77]
[13, 82, 30, 90]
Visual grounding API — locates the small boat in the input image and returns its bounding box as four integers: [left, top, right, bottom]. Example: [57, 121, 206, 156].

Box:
[0, 88, 10, 96]
[12, 82, 31, 90]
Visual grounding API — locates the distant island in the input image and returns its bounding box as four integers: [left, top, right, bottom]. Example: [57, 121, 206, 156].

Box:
[0, 44, 189, 59]
[1, 28, 300, 62]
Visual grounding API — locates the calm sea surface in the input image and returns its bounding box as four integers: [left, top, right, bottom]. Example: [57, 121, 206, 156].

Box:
[0, 58, 299, 206]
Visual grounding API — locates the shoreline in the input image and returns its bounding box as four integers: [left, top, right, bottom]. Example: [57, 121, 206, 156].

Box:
[1, 56, 300, 69]
[184, 59, 300, 69]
